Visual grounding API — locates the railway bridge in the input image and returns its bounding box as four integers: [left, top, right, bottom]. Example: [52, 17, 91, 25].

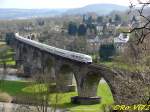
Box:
[6, 33, 128, 105]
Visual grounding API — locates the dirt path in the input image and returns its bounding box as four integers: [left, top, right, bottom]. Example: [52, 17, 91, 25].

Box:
[0, 68, 17, 75]
[0, 102, 66, 112]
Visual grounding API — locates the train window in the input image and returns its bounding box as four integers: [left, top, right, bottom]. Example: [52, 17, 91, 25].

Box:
[27, 36, 30, 39]
[71, 55, 76, 57]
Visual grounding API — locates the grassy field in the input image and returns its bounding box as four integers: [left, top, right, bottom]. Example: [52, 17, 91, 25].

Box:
[0, 42, 6, 46]
[100, 61, 140, 72]
[0, 80, 114, 112]
[0, 42, 16, 66]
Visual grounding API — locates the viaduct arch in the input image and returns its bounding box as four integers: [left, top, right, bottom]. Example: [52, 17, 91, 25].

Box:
[6, 33, 140, 105]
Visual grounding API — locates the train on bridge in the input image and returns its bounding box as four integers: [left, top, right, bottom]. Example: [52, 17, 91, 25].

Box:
[6, 33, 93, 63]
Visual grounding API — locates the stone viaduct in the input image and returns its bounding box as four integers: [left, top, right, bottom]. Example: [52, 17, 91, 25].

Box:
[6, 33, 133, 105]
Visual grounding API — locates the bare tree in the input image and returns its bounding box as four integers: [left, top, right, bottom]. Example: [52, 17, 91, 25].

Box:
[125, 0, 150, 44]
[0, 45, 9, 86]
[12, 70, 60, 112]
[33, 73, 52, 112]
[111, 1, 150, 106]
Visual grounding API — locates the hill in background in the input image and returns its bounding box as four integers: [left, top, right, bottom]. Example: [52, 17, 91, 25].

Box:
[0, 4, 128, 19]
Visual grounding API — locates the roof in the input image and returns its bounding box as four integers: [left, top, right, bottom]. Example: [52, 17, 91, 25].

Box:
[114, 33, 129, 43]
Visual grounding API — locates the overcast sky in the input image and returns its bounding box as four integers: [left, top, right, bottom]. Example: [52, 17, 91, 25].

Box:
[0, 0, 139, 9]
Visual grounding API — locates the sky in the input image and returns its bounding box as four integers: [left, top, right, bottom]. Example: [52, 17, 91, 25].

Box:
[0, 0, 140, 9]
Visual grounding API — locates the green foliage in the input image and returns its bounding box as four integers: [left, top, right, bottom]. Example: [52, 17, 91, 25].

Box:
[69, 37, 87, 53]
[0, 80, 29, 96]
[5, 32, 15, 45]
[109, 18, 112, 23]
[78, 24, 87, 36]
[87, 16, 93, 24]
[99, 44, 116, 61]
[82, 15, 87, 23]
[0, 43, 15, 66]
[114, 14, 121, 23]
[68, 22, 78, 36]
[97, 16, 103, 23]
[36, 19, 45, 26]
[0, 80, 114, 112]
[116, 27, 129, 33]
[100, 60, 147, 72]
[87, 23, 97, 34]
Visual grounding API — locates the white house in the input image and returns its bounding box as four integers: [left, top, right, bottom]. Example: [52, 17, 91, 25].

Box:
[114, 33, 130, 52]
